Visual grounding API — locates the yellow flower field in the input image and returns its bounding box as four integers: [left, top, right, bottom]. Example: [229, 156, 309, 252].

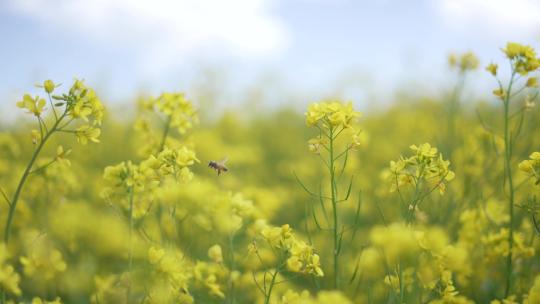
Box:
[0, 43, 540, 303]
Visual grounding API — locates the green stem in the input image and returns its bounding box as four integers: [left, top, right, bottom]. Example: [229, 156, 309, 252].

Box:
[446, 71, 466, 158]
[329, 127, 339, 289]
[228, 233, 236, 304]
[4, 115, 64, 244]
[126, 188, 134, 304]
[158, 115, 172, 153]
[264, 269, 279, 304]
[47, 93, 58, 121]
[406, 166, 424, 225]
[398, 264, 404, 303]
[503, 71, 516, 297]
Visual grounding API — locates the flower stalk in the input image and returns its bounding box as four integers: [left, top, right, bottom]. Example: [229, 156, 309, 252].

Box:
[4, 116, 62, 243]
[503, 69, 517, 297]
[328, 127, 340, 289]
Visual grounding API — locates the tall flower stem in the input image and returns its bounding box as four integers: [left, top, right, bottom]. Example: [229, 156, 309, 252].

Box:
[126, 187, 135, 304]
[329, 127, 339, 289]
[503, 70, 517, 297]
[264, 268, 279, 304]
[4, 114, 65, 244]
[228, 233, 236, 304]
[445, 71, 466, 158]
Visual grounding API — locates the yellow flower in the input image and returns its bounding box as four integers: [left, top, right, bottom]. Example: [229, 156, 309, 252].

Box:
[527, 275, 540, 303]
[449, 51, 479, 71]
[308, 137, 327, 154]
[179, 167, 194, 183]
[20, 247, 67, 281]
[526, 77, 538, 88]
[174, 146, 200, 167]
[149, 246, 165, 264]
[17, 94, 46, 116]
[261, 224, 291, 248]
[208, 245, 223, 263]
[71, 100, 93, 121]
[389, 143, 454, 196]
[493, 88, 506, 99]
[56, 145, 72, 166]
[155, 92, 198, 134]
[486, 63, 498, 76]
[37, 79, 58, 94]
[256, 224, 323, 278]
[64, 79, 105, 125]
[287, 240, 324, 277]
[31, 129, 40, 145]
[519, 152, 540, 185]
[410, 143, 438, 160]
[503, 42, 536, 60]
[305, 100, 360, 129]
[305, 103, 327, 126]
[76, 125, 101, 144]
[501, 42, 540, 74]
[448, 53, 457, 67]
[0, 245, 20, 296]
[32, 297, 62, 304]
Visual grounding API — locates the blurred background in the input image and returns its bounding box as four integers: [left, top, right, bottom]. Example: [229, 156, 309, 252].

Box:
[1, 0, 540, 118]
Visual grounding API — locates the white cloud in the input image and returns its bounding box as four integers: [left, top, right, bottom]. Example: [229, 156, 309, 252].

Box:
[434, 0, 540, 38]
[5, 0, 288, 73]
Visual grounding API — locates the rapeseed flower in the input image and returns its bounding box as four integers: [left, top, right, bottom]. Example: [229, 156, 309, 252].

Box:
[17, 94, 46, 116]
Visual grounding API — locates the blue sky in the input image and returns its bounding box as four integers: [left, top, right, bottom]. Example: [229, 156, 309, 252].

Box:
[1, 0, 540, 112]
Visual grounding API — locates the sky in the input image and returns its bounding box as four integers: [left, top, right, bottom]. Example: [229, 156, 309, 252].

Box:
[1, 0, 540, 112]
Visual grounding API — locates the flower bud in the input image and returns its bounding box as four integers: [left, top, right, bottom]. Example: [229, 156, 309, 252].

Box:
[43, 80, 56, 94]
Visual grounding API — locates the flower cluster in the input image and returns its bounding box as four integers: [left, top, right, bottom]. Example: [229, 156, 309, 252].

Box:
[0, 244, 21, 296]
[305, 101, 363, 157]
[488, 43, 540, 102]
[502, 42, 540, 75]
[20, 250, 67, 281]
[154, 92, 198, 134]
[16, 79, 105, 145]
[19, 230, 67, 282]
[519, 152, 540, 186]
[481, 228, 535, 261]
[134, 92, 198, 156]
[305, 100, 360, 129]
[448, 51, 479, 72]
[147, 246, 194, 303]
[54, 79, 104, 144]
[389, 143, 455, 195]
[101, 146, 199, 213]
[257, 224, 324, 277]
[193, 261, 227, 299]
[358, 223, 475, 303]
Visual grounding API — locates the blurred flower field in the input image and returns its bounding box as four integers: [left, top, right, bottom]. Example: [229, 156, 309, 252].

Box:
[1, 43, 540, 303]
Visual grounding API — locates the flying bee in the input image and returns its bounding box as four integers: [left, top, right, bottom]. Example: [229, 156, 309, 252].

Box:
[208, 157, 228, 175]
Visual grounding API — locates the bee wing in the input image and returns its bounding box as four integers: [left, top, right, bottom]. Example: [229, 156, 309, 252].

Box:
[217, 157, 228, 166]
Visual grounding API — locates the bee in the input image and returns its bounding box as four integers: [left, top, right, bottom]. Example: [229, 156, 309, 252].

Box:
[208, 157, 228, 175]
